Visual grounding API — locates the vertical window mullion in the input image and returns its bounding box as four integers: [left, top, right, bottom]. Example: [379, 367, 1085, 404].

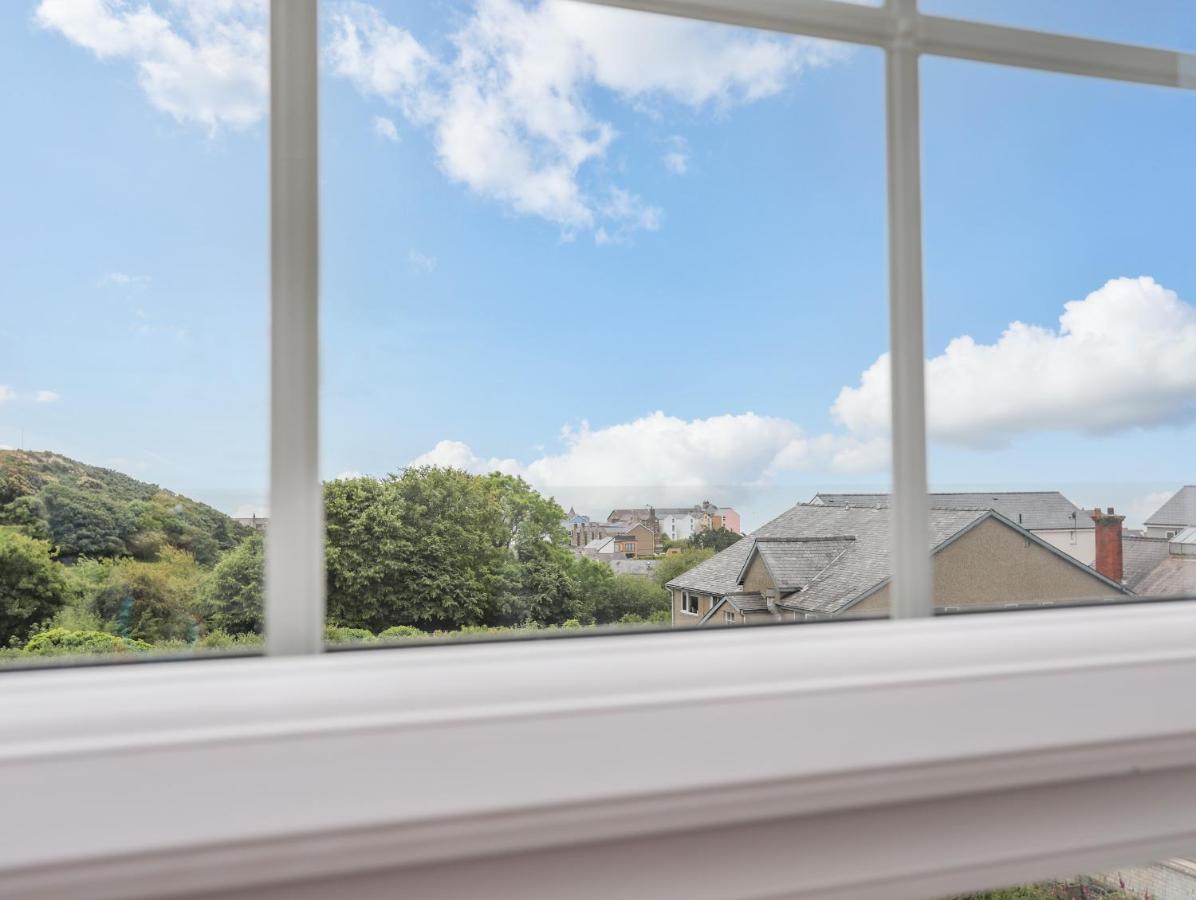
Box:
[885, 0, 932, 618]
[267, 0, 325, 655]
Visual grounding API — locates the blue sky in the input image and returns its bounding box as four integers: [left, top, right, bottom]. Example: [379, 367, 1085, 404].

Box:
[1, 0, 1194, 530]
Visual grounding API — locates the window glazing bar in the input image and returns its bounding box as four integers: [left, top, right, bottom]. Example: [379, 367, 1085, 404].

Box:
[577, 0, 1196, 91]
[267, 0, 325, 656]
[885, 0, 932, 618]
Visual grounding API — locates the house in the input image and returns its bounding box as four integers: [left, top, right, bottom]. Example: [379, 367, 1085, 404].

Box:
[234, 515, 268, 531]
[811, 491, 1095, 564]
[608, 500, 742, 544]
[667, 502, 1128, 627]
[1123, 527, 1196, 597]
[1143, 486, 1196, 538]
[582, 521, 657, 560]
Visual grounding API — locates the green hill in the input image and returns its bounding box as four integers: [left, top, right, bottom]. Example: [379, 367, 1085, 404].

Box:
[0, 450, 247, 565]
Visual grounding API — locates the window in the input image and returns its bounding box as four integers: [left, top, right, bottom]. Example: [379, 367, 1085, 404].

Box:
[5, 2, 1196, 898]
[724, 611, 736, 624]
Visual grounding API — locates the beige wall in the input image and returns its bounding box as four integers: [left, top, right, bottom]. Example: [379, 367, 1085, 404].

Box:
[671, 588, 718, 625]
[741, 554, 776, 596]
[852, 517, 1122, 615]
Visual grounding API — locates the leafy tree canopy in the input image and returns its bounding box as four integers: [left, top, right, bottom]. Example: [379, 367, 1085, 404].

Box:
[0, 527, 69, 646]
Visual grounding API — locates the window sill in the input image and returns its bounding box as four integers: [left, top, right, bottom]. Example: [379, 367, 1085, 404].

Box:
[5, 602, 1196, 899]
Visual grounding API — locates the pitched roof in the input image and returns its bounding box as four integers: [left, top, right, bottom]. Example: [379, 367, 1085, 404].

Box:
[737, 537, 855, 592]
[1123, 535, 1171, 591]
[668, 502, 1126, 616]
[1135, 558, 1196, 597]
[1144, 487, 1196, 527]
[666, 503, 989, 614]
[811, 491, 1092, 531]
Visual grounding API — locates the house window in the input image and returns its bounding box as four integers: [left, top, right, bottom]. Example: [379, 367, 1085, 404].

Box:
[682, 592, 700, 615]
[724, 611, 736, 624]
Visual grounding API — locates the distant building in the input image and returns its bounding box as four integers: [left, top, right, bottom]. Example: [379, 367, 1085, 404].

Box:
[811, 491, 1095, 565]
[1143, 486, 1196, 539]
[581, 521, 657, 560]
[234, 515, 268, 531]
[667, 502, 1127, 627]
[607, 500, 741, 545]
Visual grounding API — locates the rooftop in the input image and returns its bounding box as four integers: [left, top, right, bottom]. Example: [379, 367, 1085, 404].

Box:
[811, 491, 1092, 531]
[1145, 487, 1196, 527]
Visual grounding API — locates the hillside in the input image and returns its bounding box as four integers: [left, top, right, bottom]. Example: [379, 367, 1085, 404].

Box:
[0, 450, 247, 564]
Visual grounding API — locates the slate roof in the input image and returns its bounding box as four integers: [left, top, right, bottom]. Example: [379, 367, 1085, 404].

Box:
[811, 491, 1092, 531]
[1122, 535, 1171, 591]
[1144, 487, 1196, 528]
[741, 537, 855, 592]
[667, 503, 993, 615]
[1135, 558, 1196, 597]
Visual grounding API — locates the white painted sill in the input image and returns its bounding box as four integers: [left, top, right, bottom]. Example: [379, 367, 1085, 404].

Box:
[4, 602, 1196, 900]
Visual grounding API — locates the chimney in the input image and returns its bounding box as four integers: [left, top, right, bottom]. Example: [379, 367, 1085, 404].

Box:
[1091, 507, 1125, 584]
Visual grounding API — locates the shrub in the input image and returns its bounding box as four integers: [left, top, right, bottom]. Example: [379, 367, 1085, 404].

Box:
[23, 628, 150, 656]
[378, 625, 427, 641]
[324, 625, 376, 645]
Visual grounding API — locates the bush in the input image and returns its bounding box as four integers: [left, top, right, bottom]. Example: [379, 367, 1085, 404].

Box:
[200, 533, 264, 635]
[324, 625, 376, 645]
[378, 625, 427, 641]
[196, 629, 264, 651]
[23, 628, 150, 656]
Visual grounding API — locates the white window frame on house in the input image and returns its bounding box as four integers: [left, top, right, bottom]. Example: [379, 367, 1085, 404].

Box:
[3, 2, 1196, 899]
[682, 590, 701, 614]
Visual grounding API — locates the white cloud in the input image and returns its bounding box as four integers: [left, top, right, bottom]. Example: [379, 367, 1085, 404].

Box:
[35, 0, 267, 132]
[34, 390, 60, 404]
[372, 114, 400, 142]
[409, 412, 888, 496]
[326, 0, 836, 236]
[662, 136, 689, 175]
[99, 271, 151, 288]
[834, 277, 1196, 446]
[409, 440, 523, 476]
[0, 386, 14, 405]
[407, 248, 438, 272]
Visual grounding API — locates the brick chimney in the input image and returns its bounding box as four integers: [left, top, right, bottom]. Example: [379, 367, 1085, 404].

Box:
[1091, 507, 1125, 584]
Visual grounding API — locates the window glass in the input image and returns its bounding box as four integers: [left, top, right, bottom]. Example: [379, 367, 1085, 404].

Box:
[916, 56, 1196, 618]
[918, 0, 1196, 52]
[320, 0, 887, 646]
[0, 1, 267, 667]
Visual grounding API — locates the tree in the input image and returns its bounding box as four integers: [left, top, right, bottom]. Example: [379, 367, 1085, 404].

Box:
[654, 548, 716, 588]
[688, 527, 743, 552]
[591, 573, 670, 624]
[200, 533, 264, 635]
[92, 549, 204, 643]
[325, 469, 510, 632]
[0, 527, 69, 645]
[41, 483, 137, 558]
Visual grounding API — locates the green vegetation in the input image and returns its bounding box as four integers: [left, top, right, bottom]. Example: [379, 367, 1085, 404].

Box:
[0, 451, 675, 662]
[945, 879, 1134, 899]
[687, 527, 743, 552]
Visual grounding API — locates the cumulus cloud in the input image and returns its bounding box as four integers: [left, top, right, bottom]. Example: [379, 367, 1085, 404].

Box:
[834, 277, 1196, 446]
[409, 412, 888, 494]
[409, 440, 523, 476]
[326, 0, 836, 237]
[34, 390, 61, 404]
[35, 0, 267, 131]
[372, 114, 400, 142]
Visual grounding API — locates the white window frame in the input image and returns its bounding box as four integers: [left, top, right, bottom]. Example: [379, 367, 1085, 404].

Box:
[3, 2, 1196, 898]
[682, 590, 701, 615]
